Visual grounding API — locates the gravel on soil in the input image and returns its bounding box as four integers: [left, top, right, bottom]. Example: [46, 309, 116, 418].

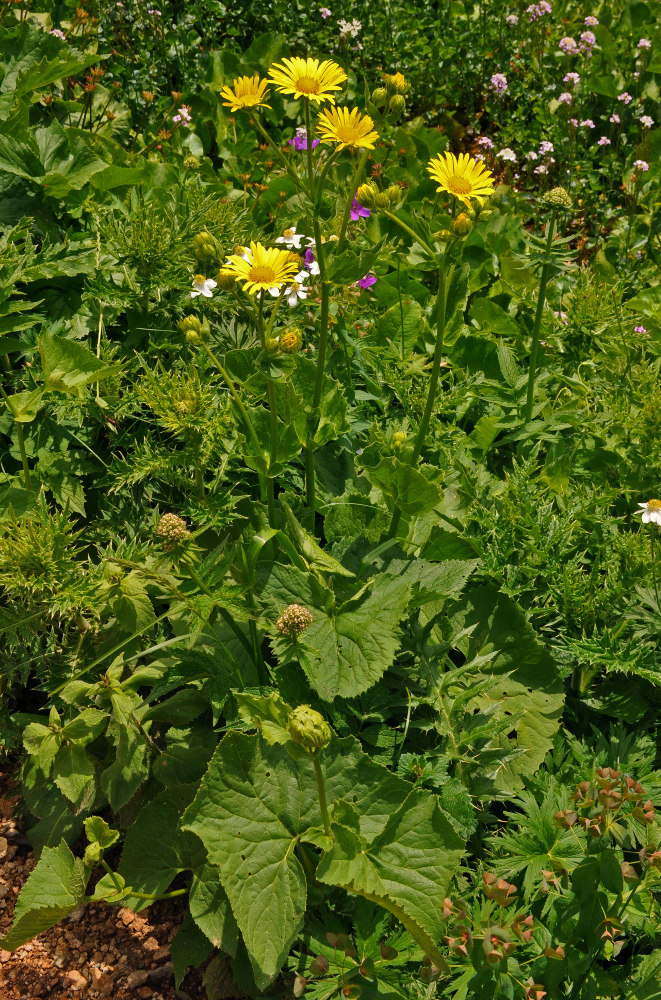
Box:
[0, 769, 216, 1000]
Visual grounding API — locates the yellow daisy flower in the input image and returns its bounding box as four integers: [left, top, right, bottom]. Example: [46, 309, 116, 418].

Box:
[427, 152, 495, 208]
[220, 242, 300, 295]
[220, 75, 271, 113]
[268, 57, 347, 103]
[316, 107, 380, 150]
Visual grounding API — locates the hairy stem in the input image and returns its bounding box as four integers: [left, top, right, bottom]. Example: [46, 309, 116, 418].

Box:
[313, 754, 332, 839]
[524, 210, 556, 422]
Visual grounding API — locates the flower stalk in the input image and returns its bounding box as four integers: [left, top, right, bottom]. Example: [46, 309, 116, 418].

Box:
[524, 210, 557, 423]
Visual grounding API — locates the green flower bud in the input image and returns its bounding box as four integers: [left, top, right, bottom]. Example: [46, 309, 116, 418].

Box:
[384, 72, 409, 95]
[276, 603, 313, 636]
[374, 191, 392, 209]
[388, 94, 406, 117]
[393, 430, 407, 450]
[156, 513, 191, 550]
[355, 181, 379, 208]
[279, 325, 303, 354]
[84, 842, 102, 867]
[451, 212, 473, 236]
[193, 231, 218, 267]
[183, 154, 201, 170]
[265, 337, 280, 353]
[178, 315, 210, 345]
[371, 87, 388, 108]
[215, 270, 237, 291]
[287, 704, 331, 753]
[543, 186, 573, 210]
[385, 184, 402, 207]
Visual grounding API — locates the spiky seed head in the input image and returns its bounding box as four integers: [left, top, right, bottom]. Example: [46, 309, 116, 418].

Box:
[287, 704, 331, 752]
[543, 186, 573, 209]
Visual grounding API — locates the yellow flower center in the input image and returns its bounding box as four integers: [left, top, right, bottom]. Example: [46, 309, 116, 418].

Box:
[295, 76, 320, 94]
[447, 176, 473, 195]
[193, 274, 206, 284]
[290, 281, 300, 292]
[647, 499, 661, 510]
[334, 124, 363, 144]
[249, 265, 277, 283]
[283, 228, 295, 238]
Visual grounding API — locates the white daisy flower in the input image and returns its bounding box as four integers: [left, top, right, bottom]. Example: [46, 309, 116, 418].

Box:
[191, 275, 217, 298]
[637, 499, 661, 525]
[275, 227, 314, 250]
[269, 270, 309, 306]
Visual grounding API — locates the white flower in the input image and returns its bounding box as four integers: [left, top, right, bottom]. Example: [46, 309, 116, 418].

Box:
[637, 500, 661, 525]
[191, 275, 217, 298]
[269, 271, 309, 307]
[275, 227, 314, 250]
[497, 147, 517, 162]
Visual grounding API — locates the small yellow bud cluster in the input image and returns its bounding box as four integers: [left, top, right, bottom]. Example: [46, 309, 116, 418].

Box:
[193, 231, 218, 267]
[276, 603, 313, 636]
[393, 430, 407, 450]
[156, 513, 191, 550]
[451, 212, 473, 237]
[371, 73, 408, 119]
[286, 705, 331, 753]
[177, 314, 210, 345]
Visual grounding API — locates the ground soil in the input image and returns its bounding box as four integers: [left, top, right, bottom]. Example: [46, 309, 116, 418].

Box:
[0, 768, 210, 1000]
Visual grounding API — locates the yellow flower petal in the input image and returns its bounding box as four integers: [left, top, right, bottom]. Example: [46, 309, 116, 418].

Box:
[268, 57, 346, 103]
[316, 106, 380, 150]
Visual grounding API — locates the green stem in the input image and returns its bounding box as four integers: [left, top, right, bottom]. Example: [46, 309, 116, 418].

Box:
[249, 114, 300, 185]
[257, 291, 278, 529]
[186, 565, 251, 677]
[313, 147, 343, 212]
[389, 263, 451, 538]
[524, 211, 556, 423]
[382, 209, 436, 259]
[0, 383, 32, 489]
[304, 99, 315, 200]
[313, 753, 332, 839]
[305, 215, 330, 526]
[336, 148, 370, 251]
[651, 529, 660, 610]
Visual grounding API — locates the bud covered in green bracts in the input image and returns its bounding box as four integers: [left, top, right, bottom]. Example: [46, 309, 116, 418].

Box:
[388, 94, 406, 117]
[279, 326, 303, 354]
[355, 181, 379, 208]
[156, 513, 191, 550]
[193, 231, 218, 267]
[543, 186, 573, 210]
[393, 430, 407, 450]
[385, 184, 402, 207]
[287, 705, 332, 753]
[384, 72, 409, 95]
[276, 603, 313, 636]
[183, 154, 201, 170]
[178, 315, 210, 344]
[451, 212, 473, 237]
[371, 86, 388, 108]
[215, 270, 237, 291]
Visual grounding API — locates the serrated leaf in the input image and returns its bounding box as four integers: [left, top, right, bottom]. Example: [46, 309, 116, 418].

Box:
[182, 732, 316, 989]
[100, 727, 149, 812]
[189, 863, 239, 955]
[317, 790, 463, 968]
[52, 743, 96, 813]
[360, 454, 442, 517]
[39, 331, 118, 396]
[171, 911, 213, 988]
[260, 563, 411, 701]
[119, 785, 205, 911]
[84, 816, 119, 851]
[89, 871, 131, 903]
[0, 842, 86, 951]
[234, 690, 292, 745]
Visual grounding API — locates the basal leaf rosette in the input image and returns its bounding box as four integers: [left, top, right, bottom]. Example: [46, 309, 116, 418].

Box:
[220, 242, 300, 296]
[220, 74, 271, 112]
[427, 152, 495, 209]
[268, 56, 347, 103]
[316, 106, 380, 150]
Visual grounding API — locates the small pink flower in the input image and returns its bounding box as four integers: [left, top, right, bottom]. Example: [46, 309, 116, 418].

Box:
[639, 115, 654, 128]
[558, 92, 572, 104]
[637, 38, 651, 50]
[320, 6, 331, 16]
[564, 72, 580, 86]
[490, 73, 508, 95]
[580, 119, 595, 128]
[634, 325, 647, 334]
[617, 92, 632, 104]
[477, 136, 494, 149]
[559, 36, 577, 53]
[49, 28, 66, 39]
[633, 159, 649, 171]
[597, 136, 610, 146]
[584, 15, 598, 25]
[609, 113, 621, 124]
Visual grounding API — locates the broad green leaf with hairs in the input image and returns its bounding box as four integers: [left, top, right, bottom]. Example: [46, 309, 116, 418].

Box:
[0, 842, 86, 951]
[189, 863, 239, 955]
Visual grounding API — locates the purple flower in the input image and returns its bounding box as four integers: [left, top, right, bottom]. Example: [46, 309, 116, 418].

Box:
[597, 136, 610, 146]
[558, 92, 572, 104]
[539, 140, 554, 155]
[584, 15, 598, 25]
[358, 274, 377, 289]
[610, 113, 621, 123]
[569, 118, 579, 127]
[490, 73, 508, 95]
[634, 325, 647, 334]
[350, 197, 371, 221]
[580, 119, 595, 128]
[289, 128, 320, 151]
[633, 159, 649, 171]
[564, 72, 580, 86]
[49, 28, 66, 40]
[617, 92, 632, 104]
[477, 136, 494, 149]
[637, 38, 651, 50]
[505, 13, 519, 25]
[559, 36, 577, 53]
[319, 6, 331, 17]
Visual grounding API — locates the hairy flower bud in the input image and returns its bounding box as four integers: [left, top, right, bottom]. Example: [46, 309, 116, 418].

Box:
[287, 704, 331, 753]
[276, 603, 313, 636]
[183, 154, 201, 170]
[156, 513, 191, 550]
[385, 184, 402, 207]
[451, 212, 473, 236]
[543, 186, 573, 210]
[215, 270, 237, 291]
[355, 181, 379, 208]
[384, 72, 409, 95]
[193, 231, 218, 267]
[178, 315, 210, 344]
[279, 325, 303, 354]
[393, 430, 407, 450]
[371, 86, 388, 107]
[388, 94, 406, 116]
